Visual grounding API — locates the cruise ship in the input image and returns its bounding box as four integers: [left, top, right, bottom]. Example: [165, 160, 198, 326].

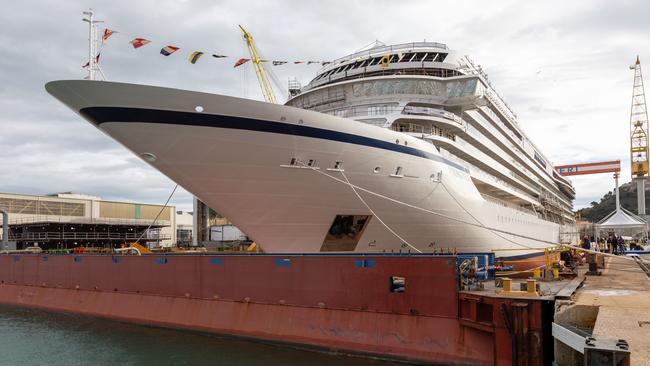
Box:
[46, 41, 576, 263]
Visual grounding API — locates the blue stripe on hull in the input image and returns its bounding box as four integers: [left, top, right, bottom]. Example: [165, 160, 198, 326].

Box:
[79, 106, 469, 173]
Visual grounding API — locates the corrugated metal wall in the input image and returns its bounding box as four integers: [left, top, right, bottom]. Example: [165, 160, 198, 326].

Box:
[0, 197, 85, 216]
[99, 201, 170, 220]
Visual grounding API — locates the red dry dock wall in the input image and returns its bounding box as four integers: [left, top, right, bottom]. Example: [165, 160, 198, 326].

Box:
[0, 254, 495, 365]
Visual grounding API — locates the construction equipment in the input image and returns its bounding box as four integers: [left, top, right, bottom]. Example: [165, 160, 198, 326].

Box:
[629, 56, 649, 214]
[124, 241, 152, 254]
[238, 25, 277, 104]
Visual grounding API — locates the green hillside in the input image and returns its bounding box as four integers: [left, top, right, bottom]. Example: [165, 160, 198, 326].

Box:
[576, 181, 649, 222]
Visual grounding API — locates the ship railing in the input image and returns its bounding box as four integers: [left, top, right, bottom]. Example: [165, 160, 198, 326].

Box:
[462, 56, 518, 122]
[466, 162, 539, 203]
[392, 123, 456, 140]
[323, 104, 402, 119]
[401, 106, 465, 126]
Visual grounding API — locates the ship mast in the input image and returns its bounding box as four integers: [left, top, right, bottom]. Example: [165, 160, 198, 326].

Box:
[82, 9, 102, 80]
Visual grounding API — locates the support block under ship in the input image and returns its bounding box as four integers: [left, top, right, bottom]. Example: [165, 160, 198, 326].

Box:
[46, 41, 576, 262]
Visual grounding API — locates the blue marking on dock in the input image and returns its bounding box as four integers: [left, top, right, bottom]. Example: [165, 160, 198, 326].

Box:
[111, 257, 121, 264]
[41, 256, 48, 262]
[155, 257, 168, 265]
[355, 259, 376, 268]
[274, 258, 291, 267]
[13, 256, 20, 262]
[73, 256, 82, 263]
[210, 258, 224, 265]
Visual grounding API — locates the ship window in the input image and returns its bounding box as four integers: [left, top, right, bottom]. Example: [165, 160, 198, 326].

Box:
[307, 159, 316, 167]
[289, 158, 297, 166]
[395, 166, 403, 175]
[373, 166, 381, 173]
[399, 53, 414, 62]
[368, 57, 381, 66]
[334, 161, 343, 169]
[422, 53, 436, 62]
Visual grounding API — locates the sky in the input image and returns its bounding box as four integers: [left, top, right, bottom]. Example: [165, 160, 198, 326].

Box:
[1, 0, 649, 211]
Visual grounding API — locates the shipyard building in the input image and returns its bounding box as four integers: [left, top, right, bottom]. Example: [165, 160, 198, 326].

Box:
[0, 192, 177, 250]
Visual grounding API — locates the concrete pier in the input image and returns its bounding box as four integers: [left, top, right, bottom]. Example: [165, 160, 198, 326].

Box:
[554, 254, 650, 365]
[574, 255, 650, 365]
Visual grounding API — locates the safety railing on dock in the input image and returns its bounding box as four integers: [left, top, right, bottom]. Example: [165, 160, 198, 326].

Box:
[9, 232, 171, 241]
[9, 215, 171, 227]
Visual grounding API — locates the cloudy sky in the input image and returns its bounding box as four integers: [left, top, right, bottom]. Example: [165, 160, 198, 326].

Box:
[1, 0, 648, 211]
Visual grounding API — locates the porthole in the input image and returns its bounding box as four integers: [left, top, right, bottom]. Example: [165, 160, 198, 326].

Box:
[404, 141, 408, 146]
[373, 167, 381, 173]
[195, 106, 204, 113]
[140, 152, 157, 163]
[395, 139, 399, 144]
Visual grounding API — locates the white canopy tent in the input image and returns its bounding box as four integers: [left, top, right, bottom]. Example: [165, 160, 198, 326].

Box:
[595, 175, 648, 240]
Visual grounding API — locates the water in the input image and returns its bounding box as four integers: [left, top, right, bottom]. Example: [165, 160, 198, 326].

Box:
[0, 305, 397, 366]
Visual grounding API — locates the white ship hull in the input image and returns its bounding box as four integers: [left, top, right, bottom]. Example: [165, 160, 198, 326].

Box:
[46, 80, 560, 258]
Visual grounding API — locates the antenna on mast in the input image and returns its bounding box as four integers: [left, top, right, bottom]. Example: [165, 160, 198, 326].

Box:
[82, 9, 104, 81]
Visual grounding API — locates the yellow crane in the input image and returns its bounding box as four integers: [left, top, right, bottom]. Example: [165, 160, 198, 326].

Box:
[630, 56, 649, 214]
[238, 25, 277, 104]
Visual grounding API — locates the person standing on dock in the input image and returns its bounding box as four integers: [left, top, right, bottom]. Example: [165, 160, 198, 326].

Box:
[582, 235, 591, 250]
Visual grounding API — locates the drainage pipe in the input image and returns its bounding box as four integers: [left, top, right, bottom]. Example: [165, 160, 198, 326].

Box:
[0, 208, 8, 247]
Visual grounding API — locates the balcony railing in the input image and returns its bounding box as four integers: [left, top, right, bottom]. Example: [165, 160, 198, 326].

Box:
[402, 106, 465, 126]
[392, 123, 456, 140]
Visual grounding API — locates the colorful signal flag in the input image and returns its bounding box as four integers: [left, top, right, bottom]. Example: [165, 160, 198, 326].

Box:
[160, 45, 180, 56]
[130, 38, 151, 49]
[102, 29, 116, 44]
[188, 51, 204, 64]
[234, 58, 250, 67]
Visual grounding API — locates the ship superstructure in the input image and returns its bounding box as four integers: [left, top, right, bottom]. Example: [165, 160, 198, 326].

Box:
[286, 42, 576, 229]
[46, 41, 576, 259]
